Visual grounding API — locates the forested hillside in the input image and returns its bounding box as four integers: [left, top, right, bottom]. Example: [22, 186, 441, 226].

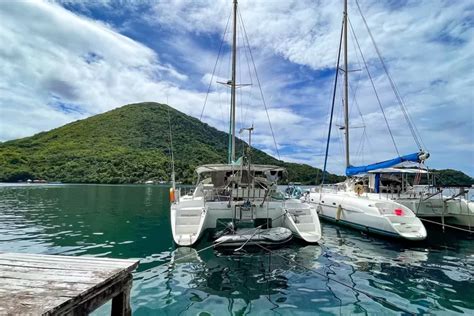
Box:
[0, 102, 344, 184]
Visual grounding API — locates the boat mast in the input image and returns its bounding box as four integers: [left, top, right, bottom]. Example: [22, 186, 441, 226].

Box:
[343, 0, 350, 169]
[229, 0, 238, 163]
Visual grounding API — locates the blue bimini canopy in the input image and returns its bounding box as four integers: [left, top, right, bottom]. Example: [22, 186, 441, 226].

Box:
[346, 152, 429, 176]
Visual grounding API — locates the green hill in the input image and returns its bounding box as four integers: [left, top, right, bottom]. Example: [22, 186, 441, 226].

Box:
[0, 102, 344, 184]
[429, 169, 474, 187]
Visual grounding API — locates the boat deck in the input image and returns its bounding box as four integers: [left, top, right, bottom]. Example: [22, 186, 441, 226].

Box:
[0, 252, 139, 315]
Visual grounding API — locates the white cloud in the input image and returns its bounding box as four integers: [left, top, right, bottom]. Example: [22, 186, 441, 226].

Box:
[141, 0, 473, 174]
[0, 0, 472, 176]
[0, 0, 192, 139]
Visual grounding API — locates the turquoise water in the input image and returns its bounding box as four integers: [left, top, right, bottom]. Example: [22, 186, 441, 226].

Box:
[0, 184, 472, 315]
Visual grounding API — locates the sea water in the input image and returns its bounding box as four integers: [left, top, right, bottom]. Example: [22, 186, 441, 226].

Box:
[0, 184, 472, 315]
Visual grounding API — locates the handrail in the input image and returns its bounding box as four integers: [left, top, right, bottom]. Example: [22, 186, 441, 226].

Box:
[202, 187, 275, 203]
[444, 188, 468, 202]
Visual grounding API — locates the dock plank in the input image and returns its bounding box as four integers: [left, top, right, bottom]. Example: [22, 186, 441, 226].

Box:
[0, 271, 105, 284]
[0, 277, 92, 294]
[0, 253, 137, 266]
[0, 294, 71, 316]
[0, 258, 129, 271]
[0, 252, 139, 315]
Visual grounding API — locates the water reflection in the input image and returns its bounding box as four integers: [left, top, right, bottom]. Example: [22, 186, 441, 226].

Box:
[134, 242, 327, 315]
[136, 223, 474, 315]
[320, 223, 474, 314]
[0, 184, 472, 315]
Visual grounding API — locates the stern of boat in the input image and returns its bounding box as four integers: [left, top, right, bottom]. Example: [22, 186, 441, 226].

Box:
[171, 201, 207, 246]
[444, 198, 474, 227]
[284, 200, 322, 243]
[375, 202, 427, 240]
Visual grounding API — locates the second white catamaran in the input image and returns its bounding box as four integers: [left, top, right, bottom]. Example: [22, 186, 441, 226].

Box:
[305, 0, 428, 240]
[170, 0, 321, 247]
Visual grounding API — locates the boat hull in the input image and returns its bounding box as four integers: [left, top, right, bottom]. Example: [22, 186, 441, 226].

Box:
[306, 192, 427, 241]
[170, 198, 207, 246]
[394, 197, 474, 228]
[171, 197, 322, 246]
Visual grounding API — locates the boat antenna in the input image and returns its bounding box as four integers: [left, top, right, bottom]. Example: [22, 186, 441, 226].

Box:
[343, 0, 350, 169]
[167, 95, 175, 191]
[240, 125, 254, 176]
[228, 0, 238, 164]
[240, 125, 254, 217]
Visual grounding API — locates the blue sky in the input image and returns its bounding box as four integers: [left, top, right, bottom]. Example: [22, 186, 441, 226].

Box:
[0, 0, 472, 176]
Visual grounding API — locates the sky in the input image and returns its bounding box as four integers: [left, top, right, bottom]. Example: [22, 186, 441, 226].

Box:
[0, 0, 472, 176]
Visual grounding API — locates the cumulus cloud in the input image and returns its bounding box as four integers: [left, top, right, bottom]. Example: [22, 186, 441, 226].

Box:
[0, 1, 192, 139]
[0, 0, 472, 176]
[143, 0, 473, 174]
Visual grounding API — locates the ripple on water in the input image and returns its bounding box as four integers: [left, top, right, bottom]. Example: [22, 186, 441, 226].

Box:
[0, 184, 473, 315]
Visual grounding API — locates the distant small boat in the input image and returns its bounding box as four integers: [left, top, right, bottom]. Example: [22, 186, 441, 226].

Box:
[144, 180, 154, 184]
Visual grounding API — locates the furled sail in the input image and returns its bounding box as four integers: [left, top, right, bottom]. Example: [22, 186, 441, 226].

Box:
[345, 151, 429, 176]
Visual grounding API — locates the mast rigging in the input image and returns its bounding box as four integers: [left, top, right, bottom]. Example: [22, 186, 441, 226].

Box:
[229, 0, 238, 163]
[343, 0, 350, 169]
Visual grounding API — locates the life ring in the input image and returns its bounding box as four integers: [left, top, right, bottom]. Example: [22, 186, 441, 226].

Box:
[354, 184, 364, 196]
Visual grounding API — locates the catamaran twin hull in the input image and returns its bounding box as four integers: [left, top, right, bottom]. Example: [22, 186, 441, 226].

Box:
[171, 199, 322, 247]
[306, 192, 427, 240]
[396, 196, 474, 228]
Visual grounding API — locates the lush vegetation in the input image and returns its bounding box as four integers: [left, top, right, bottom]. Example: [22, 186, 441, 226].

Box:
[1, 102, 471, 186]
[430, 169, 474, 186]
[0, 102, 345, 184]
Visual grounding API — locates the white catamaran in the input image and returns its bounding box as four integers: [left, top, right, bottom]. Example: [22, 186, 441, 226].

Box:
[305, 0, 428, 240]
[170, 0, 321, 247]
[336, 168, 474, 230]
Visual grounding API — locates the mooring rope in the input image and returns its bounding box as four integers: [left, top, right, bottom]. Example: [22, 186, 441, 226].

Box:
[419, 218, 473, 233]
[138, 209, 466, 314]
[210, 208, 417, 313]
[149, 238, 230, 271]
[161, 210, 290, 268]
[253, 242, 416, 315]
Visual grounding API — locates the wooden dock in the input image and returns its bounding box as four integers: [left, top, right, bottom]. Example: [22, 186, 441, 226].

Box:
[0, 252, 139, 315]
